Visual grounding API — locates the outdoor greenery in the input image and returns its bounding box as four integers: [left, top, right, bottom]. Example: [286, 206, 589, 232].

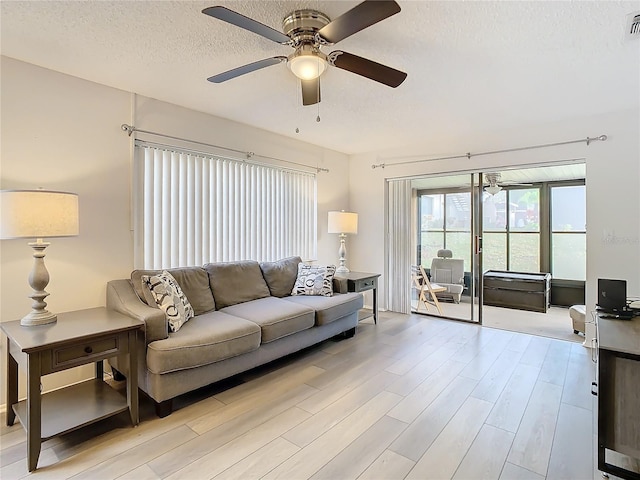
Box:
[418, 184, 585, 281]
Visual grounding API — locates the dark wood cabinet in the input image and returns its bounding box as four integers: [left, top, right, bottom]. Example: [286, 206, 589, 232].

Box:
[483, 270, 551, 313]
[596, 314, 640, 479]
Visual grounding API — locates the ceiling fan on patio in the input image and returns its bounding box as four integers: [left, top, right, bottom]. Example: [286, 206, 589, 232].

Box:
[484, 172, 532, 195]
[202, 0, 408, 105]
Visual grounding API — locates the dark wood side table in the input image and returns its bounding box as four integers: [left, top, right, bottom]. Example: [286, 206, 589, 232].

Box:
[2, 307, 143, 471]
[594, 313, 640, 479]
[336, 272, 381, 324]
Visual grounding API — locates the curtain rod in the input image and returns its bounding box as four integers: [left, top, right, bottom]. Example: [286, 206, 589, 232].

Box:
[121, 124, 329, 173]
[371, 135, 608, 169]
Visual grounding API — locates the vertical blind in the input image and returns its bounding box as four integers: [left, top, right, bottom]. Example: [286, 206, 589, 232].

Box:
[134, 143, 317, 269]
[386, 179, 413, 313]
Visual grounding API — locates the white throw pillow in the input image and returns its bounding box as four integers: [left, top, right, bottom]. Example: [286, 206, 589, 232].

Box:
[142, 270, 194, 332]
[291, 264, 336, 297]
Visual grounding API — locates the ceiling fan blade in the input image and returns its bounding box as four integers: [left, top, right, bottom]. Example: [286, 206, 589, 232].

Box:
[207, 57, 286, 83]
[301, 78, 321, 106]
[202, 6, 291, 44]
[330, 51, 407, 87]
[318, 0, 401, 44]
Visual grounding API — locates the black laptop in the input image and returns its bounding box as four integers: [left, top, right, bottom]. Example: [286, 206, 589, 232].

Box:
[597, 279, 629, 315]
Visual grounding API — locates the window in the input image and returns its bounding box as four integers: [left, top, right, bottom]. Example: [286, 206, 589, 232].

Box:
[134, 142, 317, 269]
[483, 190, 507, 271]
[508, 188, 540, 272]
[551, 185, 586, 280]
[483, 187, 540, 273]
[418, 191, 471, 269]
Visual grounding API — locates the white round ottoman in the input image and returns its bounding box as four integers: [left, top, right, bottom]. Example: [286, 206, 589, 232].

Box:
[569, 305, 586, 334]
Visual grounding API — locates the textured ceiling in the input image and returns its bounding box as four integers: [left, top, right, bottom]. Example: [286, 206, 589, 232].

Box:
[2, 1, 639, 155]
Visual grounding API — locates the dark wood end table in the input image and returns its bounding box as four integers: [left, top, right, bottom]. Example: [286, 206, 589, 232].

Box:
[335, 271, 381, 324]
[2, 307, 143, 471]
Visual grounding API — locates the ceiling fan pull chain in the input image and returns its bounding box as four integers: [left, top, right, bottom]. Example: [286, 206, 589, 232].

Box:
[296, 78, 301, 133]
[316, 81, 321, 122]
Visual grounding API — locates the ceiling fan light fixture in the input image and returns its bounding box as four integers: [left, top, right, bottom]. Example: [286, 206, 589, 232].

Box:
[288, 47, 328, 80]
[485, 185, 503, 195]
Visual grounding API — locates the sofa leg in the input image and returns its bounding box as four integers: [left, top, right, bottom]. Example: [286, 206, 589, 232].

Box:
[155, 399, 173, 418]
[111, 367, 126, 382]
[344, 327, 356, 339]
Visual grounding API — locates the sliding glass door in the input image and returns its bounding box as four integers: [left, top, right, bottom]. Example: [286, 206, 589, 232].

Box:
[413, 173, 482, 323]
[407, 163, 586, 324]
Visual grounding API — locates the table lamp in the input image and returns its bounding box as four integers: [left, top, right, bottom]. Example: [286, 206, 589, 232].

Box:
[1, 190, 79, 326]
[327, 210, 358, 273]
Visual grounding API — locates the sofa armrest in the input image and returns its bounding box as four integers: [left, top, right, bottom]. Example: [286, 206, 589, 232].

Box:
[333, 276, 348, 294]
[106, 279, 168, 343]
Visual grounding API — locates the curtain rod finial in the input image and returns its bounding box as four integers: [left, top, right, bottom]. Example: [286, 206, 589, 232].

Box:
[121, 124, 134, 136]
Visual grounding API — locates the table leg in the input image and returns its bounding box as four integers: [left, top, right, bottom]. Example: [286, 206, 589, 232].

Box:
[95, 359, 104, 380]
[6, 338, 17, 426]
[26, 353, 42, 472]
[127, 330, 139, 426]
[372, 281, 378, 324]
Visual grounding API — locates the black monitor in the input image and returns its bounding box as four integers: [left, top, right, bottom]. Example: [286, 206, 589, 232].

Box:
[597, 279, 627, 313]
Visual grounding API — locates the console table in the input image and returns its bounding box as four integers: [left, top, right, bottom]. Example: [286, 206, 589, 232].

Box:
[336, 271, 380, 324]
[594, 313, 640, 479]
[2, 307, 143, 471]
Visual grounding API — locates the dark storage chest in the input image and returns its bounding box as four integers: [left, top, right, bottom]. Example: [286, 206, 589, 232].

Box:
[483, 270, 551, 313]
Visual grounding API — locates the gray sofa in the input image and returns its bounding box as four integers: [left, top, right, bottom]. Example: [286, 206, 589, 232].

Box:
[106, 257, 363, 417]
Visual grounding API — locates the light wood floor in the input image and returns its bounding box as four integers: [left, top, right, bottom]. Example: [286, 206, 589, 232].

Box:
[415, 300, 583, 344]
[1, 311, 605, 479]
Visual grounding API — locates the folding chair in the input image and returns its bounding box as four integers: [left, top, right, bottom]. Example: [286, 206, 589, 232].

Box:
[411, 265, 447, 315]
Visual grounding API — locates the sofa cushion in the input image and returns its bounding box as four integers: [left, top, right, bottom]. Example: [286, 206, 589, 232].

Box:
[291, 264, 336, 297]
[132, 267, 215, 315]
[260, 256, 301, 297]
[283, 292, 364, 326]
[221, 297, 315, 343]
[204, 260, 271, 309]
[146, 312, 261, 374]
[142, 271, 195, 333]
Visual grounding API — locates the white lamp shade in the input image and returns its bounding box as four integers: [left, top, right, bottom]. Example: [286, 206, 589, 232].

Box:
[1, 190, 79, 239]
[328, 211, 358, 235]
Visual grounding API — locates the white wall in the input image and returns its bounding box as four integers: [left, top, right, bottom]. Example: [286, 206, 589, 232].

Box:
[3, 55, 637, 408]
[0, 57, 350, 405]
[348, 108, 640, 313]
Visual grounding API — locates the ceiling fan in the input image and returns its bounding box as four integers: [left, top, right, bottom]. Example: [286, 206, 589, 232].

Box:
[202, 0, 408, 105]
[484, 172, 533, 195]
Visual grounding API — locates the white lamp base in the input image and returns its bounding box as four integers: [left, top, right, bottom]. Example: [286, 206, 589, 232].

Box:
[21, 311, 57, 327]
[336, 233, 350, 273]
[21, 240, 57, 327]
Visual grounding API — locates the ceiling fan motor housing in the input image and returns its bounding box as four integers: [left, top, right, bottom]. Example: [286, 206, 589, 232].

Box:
[485, 172, 502, 186]
[282, 9, 331, 45]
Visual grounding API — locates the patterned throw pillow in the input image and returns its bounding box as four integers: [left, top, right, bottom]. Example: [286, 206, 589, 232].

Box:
[142, 270, 195, 332]
[291, 264, 336, 297]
